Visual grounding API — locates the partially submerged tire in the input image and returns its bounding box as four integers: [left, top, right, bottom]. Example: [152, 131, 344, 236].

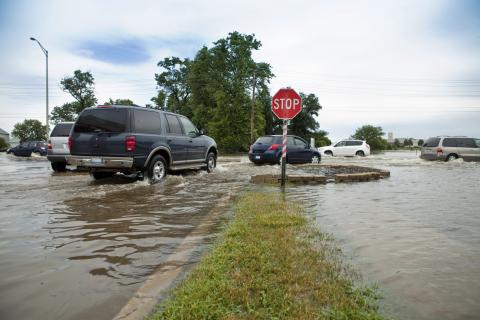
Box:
[147, 155, 167, 184]
[325, 151, 333, 156]
[311, 154, 321, 163]
[51, 162, 67, 172]
[356, 150, 365, 157]
[446, 154, 458, 162]
[206, 152, 216, 173]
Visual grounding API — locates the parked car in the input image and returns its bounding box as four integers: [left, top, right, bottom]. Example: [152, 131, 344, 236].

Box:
[248, 135, 321, 165]
[48, 122, 74, 172]
[318, 140, 370, 157]
[66, 105, 218, 183]
[420, 136, 480, 162]
[9, 141, 47, 157]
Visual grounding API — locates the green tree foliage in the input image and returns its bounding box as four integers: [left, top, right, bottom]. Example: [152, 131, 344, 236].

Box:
[403, 138, 413, 147]
[155, 57, 192, 116]
[393, 138, 401, 148]
[50, 70, 98, 124]
[0, 137, 10, 151]
[12, 119, 47, 142]
[104, 98, 135, 106]
[352, 125, 389, 151]
[418, 139, 424, 147]
[311, 130, 331, 147]
[148, 91, 167, 110]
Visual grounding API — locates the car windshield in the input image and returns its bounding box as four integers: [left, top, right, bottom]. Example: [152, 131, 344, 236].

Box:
[74, 108, 128, 133]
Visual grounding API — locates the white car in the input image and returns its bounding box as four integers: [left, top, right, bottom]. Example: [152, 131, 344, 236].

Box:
[318, 139, 370, 157]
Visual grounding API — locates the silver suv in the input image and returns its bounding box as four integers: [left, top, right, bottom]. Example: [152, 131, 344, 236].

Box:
[47, 122, 74, 171]
[421, 136, 480, 162]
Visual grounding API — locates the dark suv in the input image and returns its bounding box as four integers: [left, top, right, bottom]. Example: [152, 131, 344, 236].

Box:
[67, 105, 218, 183]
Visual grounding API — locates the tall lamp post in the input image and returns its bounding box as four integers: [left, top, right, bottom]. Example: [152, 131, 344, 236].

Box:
[30, 37, 49, 134]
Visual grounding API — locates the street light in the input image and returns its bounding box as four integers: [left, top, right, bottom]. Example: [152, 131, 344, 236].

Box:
[30, 37, 49, 134]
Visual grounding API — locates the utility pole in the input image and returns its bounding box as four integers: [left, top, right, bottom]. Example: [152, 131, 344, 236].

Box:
[30, 37, 49, 135]
[250, 71, 257, 143]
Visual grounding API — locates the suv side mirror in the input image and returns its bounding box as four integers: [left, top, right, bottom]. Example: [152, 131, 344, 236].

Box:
[198, 129, 205, 136]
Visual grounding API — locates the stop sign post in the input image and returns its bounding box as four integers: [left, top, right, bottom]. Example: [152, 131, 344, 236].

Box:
[271, 88, 302, 186]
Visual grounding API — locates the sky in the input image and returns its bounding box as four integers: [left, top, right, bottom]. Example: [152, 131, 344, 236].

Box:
[0, 0, 479, 142]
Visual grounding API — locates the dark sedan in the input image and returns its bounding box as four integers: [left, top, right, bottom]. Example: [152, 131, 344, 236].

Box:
[248, 135, 321, 164]
[9, 141, 47, 157]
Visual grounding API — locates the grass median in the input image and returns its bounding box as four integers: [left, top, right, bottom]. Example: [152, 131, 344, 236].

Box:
[149, 192, 385, 320]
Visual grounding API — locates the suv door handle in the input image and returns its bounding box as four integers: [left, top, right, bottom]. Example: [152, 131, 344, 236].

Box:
[167, 139, 172, 143]
[189, 139, 193, 143]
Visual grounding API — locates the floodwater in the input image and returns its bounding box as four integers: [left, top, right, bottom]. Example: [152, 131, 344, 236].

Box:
[0, 152, 479, 320]
[288, 152, 480, 320]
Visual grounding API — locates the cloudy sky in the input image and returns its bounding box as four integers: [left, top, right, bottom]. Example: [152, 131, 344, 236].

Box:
[0, 0, 479, 141]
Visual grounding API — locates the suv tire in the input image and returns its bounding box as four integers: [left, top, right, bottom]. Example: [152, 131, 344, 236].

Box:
[147, 155, 167, 184]
[325, 150, 333, 156]
[206, 152, 216, 173]
[446, 154, 458, 162]
[51, 162, 67, 172]
[356, 150, 365, 157]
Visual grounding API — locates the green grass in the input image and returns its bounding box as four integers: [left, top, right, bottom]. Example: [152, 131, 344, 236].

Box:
[148, 192, 385, 320]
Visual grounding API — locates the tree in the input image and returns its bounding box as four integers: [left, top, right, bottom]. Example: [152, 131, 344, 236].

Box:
[0, 137, 9, 151]
[154, 57, 192, 116]
[311, 130, 331, 147]
[352, 125, 389, 151]
[50, 70, 97, 123]
[148, 90, 167, 110]
[104, 98, 135, 106]
[393, 138, 401, 148]
[12, 119, 47, 142]
[418, 139, 424, 147]
[403, 138, 413, 147]
[187, 32, 273, 151]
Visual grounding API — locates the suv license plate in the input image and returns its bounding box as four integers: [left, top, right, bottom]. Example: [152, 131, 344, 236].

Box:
[91, 158, 103, 164]
[255, 155, 260, 160]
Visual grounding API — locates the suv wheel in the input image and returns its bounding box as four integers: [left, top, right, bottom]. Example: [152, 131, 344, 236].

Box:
[51, 162, 67, 172]
[311, 154, 321, 163]
[325, 150, 333, 156]
[206, 152, 216, 173]
[446, 154, 458, 162]
[356, 150, 365, 157]
[147, 155, 167, 183]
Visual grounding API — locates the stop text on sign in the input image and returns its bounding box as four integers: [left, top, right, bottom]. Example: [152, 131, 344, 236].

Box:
[271, 88, 302, 120]
[272, 98, 301, 110]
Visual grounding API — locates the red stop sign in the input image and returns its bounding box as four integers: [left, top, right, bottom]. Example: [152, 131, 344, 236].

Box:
[271, 88, 302, 120]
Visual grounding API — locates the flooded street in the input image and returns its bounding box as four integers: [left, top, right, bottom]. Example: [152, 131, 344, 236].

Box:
[0, 152, 479, 319]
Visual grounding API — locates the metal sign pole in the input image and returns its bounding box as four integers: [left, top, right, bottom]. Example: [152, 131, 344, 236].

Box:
[281, 120, 287, 186]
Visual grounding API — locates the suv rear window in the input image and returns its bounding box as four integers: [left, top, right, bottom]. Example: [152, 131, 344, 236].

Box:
[50, 123, 73, 137]
[74, 108, 128, 133]
[424, 137, 440, 147]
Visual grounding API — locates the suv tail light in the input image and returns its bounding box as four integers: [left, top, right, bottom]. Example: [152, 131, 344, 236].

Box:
[67, 136, 73, 149]
[125, 136, 136, 152]
[48, 140, 52, 150]
[366, 143, 370, 149]
[267, 144, 280, 151]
